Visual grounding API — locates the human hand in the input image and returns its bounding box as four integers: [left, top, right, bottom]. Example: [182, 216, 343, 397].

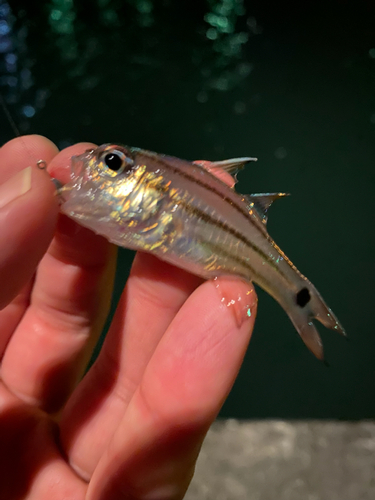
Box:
[0, 135, 257, 500]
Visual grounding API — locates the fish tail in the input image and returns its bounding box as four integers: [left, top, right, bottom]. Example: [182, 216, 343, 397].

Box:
[281, 283, 346, 361]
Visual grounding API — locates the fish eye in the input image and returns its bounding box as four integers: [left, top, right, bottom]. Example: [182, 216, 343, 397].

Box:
[104, 153, 124, 172]
[99, 148, 134, 177]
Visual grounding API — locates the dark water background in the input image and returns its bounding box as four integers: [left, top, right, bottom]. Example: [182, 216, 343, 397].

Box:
[1, 0, 374, 419]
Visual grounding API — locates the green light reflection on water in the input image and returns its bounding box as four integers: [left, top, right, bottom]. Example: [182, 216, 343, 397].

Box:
[48, 0, 78, 64]
[205, 13, 232, 34]
[127, 0, 154, 27]
[203, 0, 252, 93]
[48, 0, 76, 36]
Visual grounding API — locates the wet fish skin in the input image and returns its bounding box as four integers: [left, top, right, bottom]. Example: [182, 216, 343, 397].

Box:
[58, 144, 345, 360]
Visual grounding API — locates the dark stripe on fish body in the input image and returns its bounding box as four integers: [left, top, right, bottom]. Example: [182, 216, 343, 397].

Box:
[201, 239, 276, 291]
[136, 150, 301, 278]
[176, 196, 292, 284]
[203, 238, 289, 297]
[137, 169, 292, 284]
[138, 151, 263, 227]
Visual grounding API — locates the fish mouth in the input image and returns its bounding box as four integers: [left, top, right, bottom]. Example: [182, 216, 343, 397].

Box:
[51, 177, 64, 192]
[71, 154, 86, 178]
[70, 147, 96, 177]
[63, 151, 93, 193]
[52, 152, 91, 204]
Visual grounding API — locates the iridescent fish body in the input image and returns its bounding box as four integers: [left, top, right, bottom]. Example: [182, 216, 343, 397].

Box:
[58, 144, 345, 359]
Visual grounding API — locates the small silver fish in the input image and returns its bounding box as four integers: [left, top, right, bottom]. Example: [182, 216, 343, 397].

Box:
[57, 144, 345, 359]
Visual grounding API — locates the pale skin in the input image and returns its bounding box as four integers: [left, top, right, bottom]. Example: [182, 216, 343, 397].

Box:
[0, 135, 257, 500]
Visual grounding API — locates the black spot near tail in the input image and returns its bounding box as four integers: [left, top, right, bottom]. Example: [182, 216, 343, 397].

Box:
[296, 287, 311, 307]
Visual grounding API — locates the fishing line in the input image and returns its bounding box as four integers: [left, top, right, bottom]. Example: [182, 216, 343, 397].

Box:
[0, 92, 21, 138]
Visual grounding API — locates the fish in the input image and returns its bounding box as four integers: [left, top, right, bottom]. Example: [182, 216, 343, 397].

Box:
[56, 143, 346, 360]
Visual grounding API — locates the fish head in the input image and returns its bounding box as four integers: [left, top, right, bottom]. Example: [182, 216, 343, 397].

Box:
[59, 144, 150, 230]
[58, 144, 168, 244]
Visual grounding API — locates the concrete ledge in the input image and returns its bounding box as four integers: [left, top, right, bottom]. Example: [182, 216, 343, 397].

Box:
[186, 420, 375, 500]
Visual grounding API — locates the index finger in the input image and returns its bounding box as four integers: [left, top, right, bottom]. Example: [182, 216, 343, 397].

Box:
[0, 135, 59, 310]
[87, 278, 257, 500]
[1, 141, 117, 413]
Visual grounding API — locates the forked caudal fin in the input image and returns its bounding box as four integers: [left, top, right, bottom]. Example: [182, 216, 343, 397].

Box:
[285, 284, 346, 360]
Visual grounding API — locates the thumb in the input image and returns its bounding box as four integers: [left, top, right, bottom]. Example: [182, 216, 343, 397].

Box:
[0, 162, 59, 310]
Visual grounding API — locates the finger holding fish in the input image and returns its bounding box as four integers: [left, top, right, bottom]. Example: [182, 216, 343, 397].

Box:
[1, 139, 117, 413]
[0, 136, 91, 497]
[84, 277, 257, 500]
[0, 135, 59, 330]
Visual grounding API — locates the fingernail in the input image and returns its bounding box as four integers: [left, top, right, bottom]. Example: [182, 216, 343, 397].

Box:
[0, 167, 32, 209]
[140, 485, 181, 499]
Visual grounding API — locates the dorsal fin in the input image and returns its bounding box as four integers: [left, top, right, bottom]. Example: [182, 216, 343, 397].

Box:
[193, 157, 257, 189]
[202, 157, 257, 175]
[193, 157, 257, 187]
[245, 192, 290, 225]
